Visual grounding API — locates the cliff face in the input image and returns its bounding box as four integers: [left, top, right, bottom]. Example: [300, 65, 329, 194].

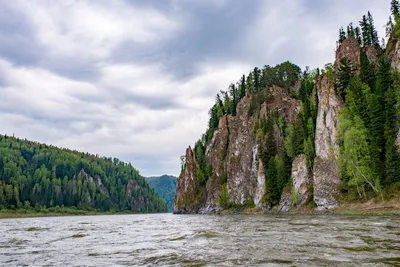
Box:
[174, 33, 387, 214]
[226, 95, 256, 205]
[313, 76, 342, 209]
[387, 36, 400, 151]
[174, 86, 301, 213]
[277, 154, 311, 212]
[174, 146, 200, 213]
[335, 37, 361, 72]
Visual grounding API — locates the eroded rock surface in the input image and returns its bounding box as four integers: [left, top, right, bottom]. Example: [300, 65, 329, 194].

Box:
[291, 154, 312, 206]
[335, 37, 361, 72]
[313, 76, 342, 209]
[278, 189, 292, 213]
[226, 95, 256, 204]
[173, 146, 200, 214]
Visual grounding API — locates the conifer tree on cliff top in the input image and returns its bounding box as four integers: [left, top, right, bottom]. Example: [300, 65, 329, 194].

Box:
[391, 0, 400, 17]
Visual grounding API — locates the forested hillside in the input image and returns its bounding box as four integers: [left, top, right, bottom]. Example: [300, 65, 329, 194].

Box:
[0, 134, 168, 213]
[146, 175, 177, 211]
[174, 1, 400, 214]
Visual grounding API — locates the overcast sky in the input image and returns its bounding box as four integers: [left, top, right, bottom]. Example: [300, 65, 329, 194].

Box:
[0, 0, 391, 177]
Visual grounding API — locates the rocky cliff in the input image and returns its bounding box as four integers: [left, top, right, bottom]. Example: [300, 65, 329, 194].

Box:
[174, 16, 399, 214]
[312, 76, 342, 209]
[174, 83, 303, 213]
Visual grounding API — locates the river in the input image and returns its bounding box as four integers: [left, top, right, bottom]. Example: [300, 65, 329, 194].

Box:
[0, 213, 399, 266]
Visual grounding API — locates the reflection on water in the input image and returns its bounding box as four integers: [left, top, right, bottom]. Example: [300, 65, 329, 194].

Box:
[1, 213, 400, 266]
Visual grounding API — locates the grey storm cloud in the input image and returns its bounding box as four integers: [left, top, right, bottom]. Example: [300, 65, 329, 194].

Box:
[0, 0, 392, 176]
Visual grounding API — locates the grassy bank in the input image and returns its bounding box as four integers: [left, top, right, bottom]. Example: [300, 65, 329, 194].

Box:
[334, 197, 400, 216]
[0, 207, 159, 219]
[216, 196, 400, 216]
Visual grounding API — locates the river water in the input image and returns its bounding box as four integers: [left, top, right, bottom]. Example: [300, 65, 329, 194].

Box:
[0, 214, 399, 266]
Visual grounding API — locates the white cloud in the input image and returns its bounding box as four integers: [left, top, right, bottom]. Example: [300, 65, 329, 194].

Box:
[0, 0, 393, 176]
[0, 56, 249, 176]
[11, 0, 181, 60]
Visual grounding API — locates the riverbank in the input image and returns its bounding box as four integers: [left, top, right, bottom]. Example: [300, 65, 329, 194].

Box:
[217, 196, 400, 216]
[0, 207, 167, 219]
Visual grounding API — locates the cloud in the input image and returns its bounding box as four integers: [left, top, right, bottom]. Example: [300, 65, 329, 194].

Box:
[0, 56, 249, 176]
[0, 0, 393, 176]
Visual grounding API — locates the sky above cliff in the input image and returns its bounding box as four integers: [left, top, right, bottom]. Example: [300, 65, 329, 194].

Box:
[0, 0, 392, 176]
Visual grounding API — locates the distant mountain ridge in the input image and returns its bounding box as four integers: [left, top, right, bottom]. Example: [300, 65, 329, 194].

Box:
[146, 175, 177, 211]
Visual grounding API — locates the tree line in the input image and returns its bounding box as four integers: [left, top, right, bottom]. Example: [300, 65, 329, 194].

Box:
[0, 135, 167, 212]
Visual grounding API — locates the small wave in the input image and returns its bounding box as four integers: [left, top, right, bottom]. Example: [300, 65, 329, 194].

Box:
[168, 235, 187, 241]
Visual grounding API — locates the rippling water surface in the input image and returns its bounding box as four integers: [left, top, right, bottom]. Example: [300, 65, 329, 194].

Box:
[1, 213, 400, 266]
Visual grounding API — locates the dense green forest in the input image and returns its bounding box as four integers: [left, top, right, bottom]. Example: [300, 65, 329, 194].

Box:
[186, 1, 400, 209]
[146, 175, 177, 211]
[335, 1, 400, 200]
[0, 134, 168, 213]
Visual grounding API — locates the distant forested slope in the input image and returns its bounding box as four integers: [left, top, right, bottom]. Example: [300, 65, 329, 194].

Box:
[0, 134, 168, 213]
[146, 175, 177, 211]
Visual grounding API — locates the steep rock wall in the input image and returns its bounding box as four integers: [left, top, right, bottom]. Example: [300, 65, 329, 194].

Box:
[226, 95, 256, 204]
[313, 76, 342, 209]
[292, 154, 312, 206]
[277, 154, 311, 212]
[388, 37, 400, 70]
[335, 37, 377, 73]
[387, 36, 400, 150]
[174, 86, 301, 213]
[173, 146, 200, 213]
[201, 115, 230, 213]
[335, 37, 361, 72]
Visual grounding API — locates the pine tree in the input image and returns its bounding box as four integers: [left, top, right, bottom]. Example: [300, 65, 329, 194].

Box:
[375, 56, 392, 99]
[253, 67, 261, 91]
[391, 0, 400, 17]
[337, 57, 353, 101]
[266, 157, 279, 205]
[386, 16, 394, 37]
[355, 27, 362, 46]
[339, 27, 346, 43]
[384, 70, 400, 185]
[229, 83, 238, 116]
[360, 52, 375, 90]
[360, 15, 372, 46]
[384, 85, 400, 185]
[239, 75, 246, 98]
[367, 12, 379, 46]
[347, 23, 355, 38]
[246, 72, 253, 94]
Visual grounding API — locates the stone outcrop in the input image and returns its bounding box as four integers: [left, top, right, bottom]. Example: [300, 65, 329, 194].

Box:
[173, 146, 200, 213]
[174, 43, 351, 213]
[260, 86, 301, 123]
[174, 86, 301, 213]
[335, 37, 361, 72]
[202, 115, 230, 213]
[254, 159, 265, 208]
[387, 36, 400, 151]
[291, 154, 312, 206]
[313, 76, 342, 209]
[363, 46, 378, 66]
[226, 95, 256, 204]
[174, 15, 398, 214]
[277, 189, 292, 213]
[335, 37, 377, 73]
[397, 129, 400, 151]
[387, 36, 400, 70]
[277, 154, 312, 212]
